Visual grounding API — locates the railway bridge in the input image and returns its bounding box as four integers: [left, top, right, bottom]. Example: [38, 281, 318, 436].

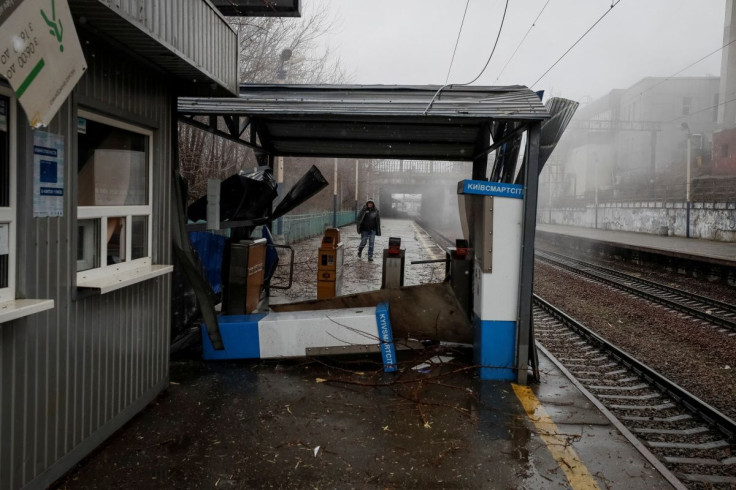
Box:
[369, 159, 469, 224]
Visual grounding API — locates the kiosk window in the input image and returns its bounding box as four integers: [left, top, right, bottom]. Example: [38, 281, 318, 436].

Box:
[77, 112, 152, 275]
[0, 94, 12, 299]
[0, 90, 55, 321]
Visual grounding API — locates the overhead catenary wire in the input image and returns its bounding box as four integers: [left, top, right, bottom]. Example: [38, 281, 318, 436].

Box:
[463, 0, 510, 86]
[445, 0, 472, 85]
[638, 38, 736, 98]
[495, 0, 552, 84]
[668, 95, 736, 124]
[531, 0, 623, 90]
[424, 0, 511, 115]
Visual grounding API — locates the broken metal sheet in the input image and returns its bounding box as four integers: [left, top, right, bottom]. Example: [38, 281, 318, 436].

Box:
[538, 97, 579, 174]
[270, 282, 473, 344]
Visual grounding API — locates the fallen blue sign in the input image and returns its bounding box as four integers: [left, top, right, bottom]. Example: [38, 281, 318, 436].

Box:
[375, 302, 397, 373]
[458, 180, 524, 199]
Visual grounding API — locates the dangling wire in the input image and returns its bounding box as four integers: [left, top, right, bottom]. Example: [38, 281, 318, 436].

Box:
[424, 0, 511, 115]
[445, 0, 472, 85]
[495, 0, 552, 83]
[531, 0, 623, 89]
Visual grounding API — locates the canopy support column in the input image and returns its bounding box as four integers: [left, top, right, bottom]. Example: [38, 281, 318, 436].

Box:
[516, 122, 541, 384]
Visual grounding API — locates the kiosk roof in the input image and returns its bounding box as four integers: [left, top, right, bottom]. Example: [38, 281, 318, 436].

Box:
[178, 84, 549, 160]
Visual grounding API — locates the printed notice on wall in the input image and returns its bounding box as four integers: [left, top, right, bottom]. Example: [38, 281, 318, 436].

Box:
[33, 131, 64, 217]
[0, 223, 8, 255]
[0, 0, 87, 128]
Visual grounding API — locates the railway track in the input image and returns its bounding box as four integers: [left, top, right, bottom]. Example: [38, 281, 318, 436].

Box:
[536, 249, 736, 335]
[412, 219, 457, 251]
[534, 296, 736, 489]
[418, 222, 736, 487]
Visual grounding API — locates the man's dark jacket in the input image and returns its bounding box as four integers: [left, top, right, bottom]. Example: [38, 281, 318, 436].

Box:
[356, 202, 381, 236]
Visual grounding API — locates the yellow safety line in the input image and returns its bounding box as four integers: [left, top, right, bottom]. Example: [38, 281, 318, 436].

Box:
[512, 384, 601, 490]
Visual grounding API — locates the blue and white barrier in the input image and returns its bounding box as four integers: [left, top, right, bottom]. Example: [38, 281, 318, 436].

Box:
[202, 304, 397, 372]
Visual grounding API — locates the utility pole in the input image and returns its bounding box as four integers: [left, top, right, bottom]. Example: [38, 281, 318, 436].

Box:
[333, 158, 338, 228]
[355, 159, 359, 219]
[594, 154, 599, 229]
[276, 156, 284, 235]
[686, 135, 691, 238]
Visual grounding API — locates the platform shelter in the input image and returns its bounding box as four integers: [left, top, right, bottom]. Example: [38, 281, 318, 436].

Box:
[179, 84, 552, 384]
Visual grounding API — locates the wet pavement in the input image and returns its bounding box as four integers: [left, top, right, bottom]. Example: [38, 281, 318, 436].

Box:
[55, 355, 533, 488]
[54, 219, 674, 489]
[270, 219, 448, 304]
[55, 351, 671, 489]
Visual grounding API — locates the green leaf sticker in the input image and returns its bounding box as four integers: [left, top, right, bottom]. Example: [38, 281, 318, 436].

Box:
[40, 0, 64, 52]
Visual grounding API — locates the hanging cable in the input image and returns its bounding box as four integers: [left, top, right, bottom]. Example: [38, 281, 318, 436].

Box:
[639, 38, 736, 98]
[495, 0, 552, 83]
[424, 0, 511, 115]
[531, 0, 623, 89]
[445, 0, 472, 85]
[463, 0, 510, 86]
[668, 95, 736, 124]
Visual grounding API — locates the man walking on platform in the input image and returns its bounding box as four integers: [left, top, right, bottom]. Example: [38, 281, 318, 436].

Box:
[356, 198, 381, 261]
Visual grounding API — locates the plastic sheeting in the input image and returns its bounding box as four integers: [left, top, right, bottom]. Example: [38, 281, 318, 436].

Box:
[188, 231, 227, 294]
[187, 167, 278, 222]
[271, 165, 329, 220]
[187, 165, 328, 225]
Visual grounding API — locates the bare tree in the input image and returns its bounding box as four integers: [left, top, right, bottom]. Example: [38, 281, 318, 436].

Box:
[178, 122, 257, 203]
[231, 2, 348, 84]
[179, 2, 349, 202]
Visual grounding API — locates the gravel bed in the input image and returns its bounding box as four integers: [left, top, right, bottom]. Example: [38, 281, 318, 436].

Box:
[537, 242, 736, 304]
[534, 261, 736, 421]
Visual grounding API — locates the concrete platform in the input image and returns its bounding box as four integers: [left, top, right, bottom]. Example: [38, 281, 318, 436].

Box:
[270, 218, 449, 304]
[537, 223, 736, 267]
[54, 219, 676, 488]
[53, 348, 674, 488]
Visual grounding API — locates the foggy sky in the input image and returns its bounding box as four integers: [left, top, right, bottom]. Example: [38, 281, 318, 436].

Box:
[312, 0, 725, 103]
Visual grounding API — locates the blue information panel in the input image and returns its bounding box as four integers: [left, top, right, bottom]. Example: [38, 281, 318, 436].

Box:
[33, 132, 65, 217]
[458, 180, 524, 199]
[375, 302, 397, 373]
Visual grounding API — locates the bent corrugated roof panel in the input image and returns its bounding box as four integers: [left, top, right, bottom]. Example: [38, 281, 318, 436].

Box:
[178, 84, 550, 160]
[181, 84, 549, 118]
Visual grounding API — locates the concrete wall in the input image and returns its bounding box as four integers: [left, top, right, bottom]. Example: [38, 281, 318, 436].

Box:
[539, 201, 736, 242]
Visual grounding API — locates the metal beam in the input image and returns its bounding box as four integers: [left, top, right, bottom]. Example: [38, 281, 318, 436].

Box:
[473, 122, 530, 161]
[222, 115, 239, 138]
[271, 134, 475, 148]
[270, 148, 475, 161]
[238, 116, 252, 138]
[253, 119, 275, 155]
[178, 115, 266, 153]
[471, 124, 491, 179]
[516, 122, 542, 385]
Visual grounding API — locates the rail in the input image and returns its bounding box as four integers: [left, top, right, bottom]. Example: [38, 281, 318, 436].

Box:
[534, 294, 736, 441]
[536, 249, 736, 333]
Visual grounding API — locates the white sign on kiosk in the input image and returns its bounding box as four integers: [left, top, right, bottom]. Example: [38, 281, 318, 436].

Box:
[0, 0, 86, 128]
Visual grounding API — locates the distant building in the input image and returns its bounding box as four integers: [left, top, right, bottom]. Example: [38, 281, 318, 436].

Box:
[556, 76, 720, 201]
[713, 0, 736, 175]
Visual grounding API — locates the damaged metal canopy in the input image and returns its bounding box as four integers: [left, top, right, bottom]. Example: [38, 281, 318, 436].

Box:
[178, 84, 550, 161]
[187, 165, 329, 229]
